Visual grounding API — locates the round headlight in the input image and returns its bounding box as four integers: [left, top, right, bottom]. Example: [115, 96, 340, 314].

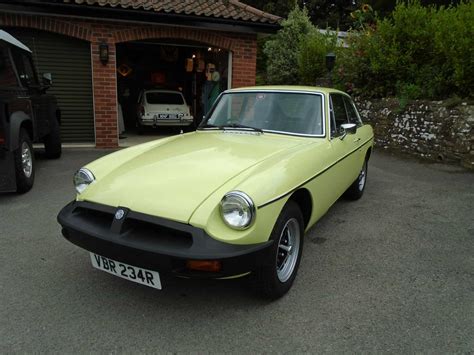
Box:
[220, 191, 255, 230]
[74, 168, 95, 194]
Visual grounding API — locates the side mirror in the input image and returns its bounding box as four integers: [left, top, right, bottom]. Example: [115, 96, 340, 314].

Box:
[42, 72, 52, 86]
[340, 123, 357, 140]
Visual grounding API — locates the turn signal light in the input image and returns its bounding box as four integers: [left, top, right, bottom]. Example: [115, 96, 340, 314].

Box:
[186, 260, 222, 272]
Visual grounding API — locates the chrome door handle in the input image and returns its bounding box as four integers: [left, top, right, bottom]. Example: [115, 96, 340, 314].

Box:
[354, 138, 361, 143]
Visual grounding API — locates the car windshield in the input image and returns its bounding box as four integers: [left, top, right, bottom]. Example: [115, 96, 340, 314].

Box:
[203, 92, 324, 135]
[146, 92, 184, 105]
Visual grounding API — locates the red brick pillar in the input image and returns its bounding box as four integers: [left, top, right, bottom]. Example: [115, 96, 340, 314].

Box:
[231, 36, 257, 88]
[91, 41, 118, 148]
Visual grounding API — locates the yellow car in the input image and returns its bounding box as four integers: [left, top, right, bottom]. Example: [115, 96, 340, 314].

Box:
[57, 86, 374, 299]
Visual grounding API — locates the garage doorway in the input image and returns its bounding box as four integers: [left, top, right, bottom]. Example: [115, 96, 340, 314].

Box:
[116, 40, 230, 145]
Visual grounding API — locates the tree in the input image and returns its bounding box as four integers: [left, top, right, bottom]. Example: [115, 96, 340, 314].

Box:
[263, 6, 315, 84]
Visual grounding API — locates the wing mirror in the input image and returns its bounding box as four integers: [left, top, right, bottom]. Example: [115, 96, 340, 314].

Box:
[340, 123, 357, 140]
[42, 72, 52, 86]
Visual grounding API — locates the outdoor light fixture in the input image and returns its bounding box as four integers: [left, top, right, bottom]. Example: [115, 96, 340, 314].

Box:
[325, 52, 336, 73]
[99, 42, 109, 65]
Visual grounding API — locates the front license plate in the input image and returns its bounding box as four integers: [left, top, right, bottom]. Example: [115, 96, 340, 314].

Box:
[90, 253, 162, 290]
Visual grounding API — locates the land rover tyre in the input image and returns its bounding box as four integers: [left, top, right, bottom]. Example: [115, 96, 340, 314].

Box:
[44, 118, 62, 159]
[14, 128, 35, 193]
[253, 200, 304, 299]
[345, 158, 368, 200]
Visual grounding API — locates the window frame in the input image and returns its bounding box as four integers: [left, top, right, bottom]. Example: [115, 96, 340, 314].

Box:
[201, 90, 327, 138]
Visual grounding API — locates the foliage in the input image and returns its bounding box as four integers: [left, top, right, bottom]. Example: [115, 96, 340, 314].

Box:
[334, 0, 474, 99]
[298, 30, 338, 85]
[263, 6, 315, 84]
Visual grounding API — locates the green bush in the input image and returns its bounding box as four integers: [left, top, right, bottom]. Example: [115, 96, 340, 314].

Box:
[334, 0, 473, 99]
[298, 30, 338, 85]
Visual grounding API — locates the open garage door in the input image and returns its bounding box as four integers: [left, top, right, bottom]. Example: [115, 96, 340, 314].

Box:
[116, 40, 230, 138]
[7, 28, 94, 143]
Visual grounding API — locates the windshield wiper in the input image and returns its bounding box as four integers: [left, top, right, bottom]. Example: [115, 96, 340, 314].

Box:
[222, 123, 263, 133]
[199, 123, 223, 130]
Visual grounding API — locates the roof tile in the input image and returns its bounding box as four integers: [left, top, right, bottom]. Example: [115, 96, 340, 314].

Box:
[69, 0, 281, 23]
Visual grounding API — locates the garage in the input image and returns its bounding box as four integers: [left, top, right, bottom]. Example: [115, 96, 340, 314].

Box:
[116, 40, 230, 136]
[6, 28, 94, 143]
[0, 0, 280, 148]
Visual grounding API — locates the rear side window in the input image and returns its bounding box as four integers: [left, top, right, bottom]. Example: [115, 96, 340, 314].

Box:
[146, 92, 184, 105]
[0, 45, 19, 87]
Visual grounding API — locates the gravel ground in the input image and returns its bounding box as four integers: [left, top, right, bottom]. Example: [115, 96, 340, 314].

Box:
[0, 148, 473, 353]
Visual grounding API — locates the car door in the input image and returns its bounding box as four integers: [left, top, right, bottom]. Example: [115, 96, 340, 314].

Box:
[11, 48, 48, 139]
[343, 95, 373, 172]
[328, 93, 361, 195]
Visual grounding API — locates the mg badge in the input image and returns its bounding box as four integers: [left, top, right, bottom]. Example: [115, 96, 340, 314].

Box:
[115, 209, 125, 220]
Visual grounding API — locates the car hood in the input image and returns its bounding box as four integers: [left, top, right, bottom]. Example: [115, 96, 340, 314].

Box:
[80, 131, 310, 223]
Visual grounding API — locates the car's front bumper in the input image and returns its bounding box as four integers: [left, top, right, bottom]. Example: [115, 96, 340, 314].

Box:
[57, 201, 273, 278]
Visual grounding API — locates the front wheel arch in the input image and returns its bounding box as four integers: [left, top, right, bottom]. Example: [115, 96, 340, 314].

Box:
[287, 188, 312, 230]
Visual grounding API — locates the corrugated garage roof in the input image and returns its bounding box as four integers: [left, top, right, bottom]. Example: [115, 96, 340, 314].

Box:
[65, 0, 281, 24]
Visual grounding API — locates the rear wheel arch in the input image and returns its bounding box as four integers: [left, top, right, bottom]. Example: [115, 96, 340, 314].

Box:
[288, 188, 312, 229]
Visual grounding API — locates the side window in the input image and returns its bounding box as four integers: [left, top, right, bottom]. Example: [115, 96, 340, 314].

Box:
[343, 96, 361, 125]
[0, 45, 19, 87]
[11, 49, 38, 87]
[330, 94, 348, 137]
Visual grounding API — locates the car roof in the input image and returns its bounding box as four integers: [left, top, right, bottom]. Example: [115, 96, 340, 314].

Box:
[225, 85, 348, 96]
[0, 30, 31, 52]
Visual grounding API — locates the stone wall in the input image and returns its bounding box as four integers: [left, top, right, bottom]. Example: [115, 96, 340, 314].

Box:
[354, 98, 474, 169]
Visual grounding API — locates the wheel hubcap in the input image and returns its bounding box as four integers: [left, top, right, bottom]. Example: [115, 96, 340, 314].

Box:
[21, 142, 32, 178]
[276, 218, 300, 283]
[358, 163, 366, 191]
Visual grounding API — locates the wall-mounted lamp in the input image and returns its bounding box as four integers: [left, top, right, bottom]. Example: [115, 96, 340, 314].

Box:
[99, 42, 109, 65]
[325, 52, 336, 87]
[325, 52, 336, 73]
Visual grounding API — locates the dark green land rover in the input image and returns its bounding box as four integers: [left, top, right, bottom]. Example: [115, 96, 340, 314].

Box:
[0, 29, 61, 193]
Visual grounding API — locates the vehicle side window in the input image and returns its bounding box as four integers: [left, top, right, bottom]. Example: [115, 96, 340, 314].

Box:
[343, 96, 361, 126]
[330, 94, 348, 137]
[0, 45, 19, 87]
[11, 49, 38, 87]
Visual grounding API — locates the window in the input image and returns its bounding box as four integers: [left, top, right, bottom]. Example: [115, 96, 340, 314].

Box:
[330, 94, 348, 137]
[146, 92, 184, 105]
[0, 45, 19, 87]
[11, 48, 37, 87]
[343, 97, 361, 125]
[206, 92, 324, 135]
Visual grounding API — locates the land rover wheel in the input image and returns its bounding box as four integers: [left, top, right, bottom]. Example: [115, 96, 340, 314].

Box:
[14, 128, 35, 193]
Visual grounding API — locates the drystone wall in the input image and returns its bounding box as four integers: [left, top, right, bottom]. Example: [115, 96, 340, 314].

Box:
[354, 98, 474, 169]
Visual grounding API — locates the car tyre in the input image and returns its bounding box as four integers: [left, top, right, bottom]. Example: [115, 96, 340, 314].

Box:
[14, 128, 35, 193]
[345, 159, 368, 200]
[137, 121, 144, 135]
[44, 119, 62, 159]
[253, 200, 304, 299]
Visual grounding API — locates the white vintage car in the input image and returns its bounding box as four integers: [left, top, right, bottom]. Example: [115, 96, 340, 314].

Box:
[136, 89, 193, 132]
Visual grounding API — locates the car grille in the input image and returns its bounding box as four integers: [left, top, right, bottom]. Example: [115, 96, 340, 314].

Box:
[72, 202, 192, 249]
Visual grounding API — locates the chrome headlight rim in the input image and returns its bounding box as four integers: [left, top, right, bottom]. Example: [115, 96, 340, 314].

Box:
[74, 167, 95, 194]
[220, 190, 256, 230]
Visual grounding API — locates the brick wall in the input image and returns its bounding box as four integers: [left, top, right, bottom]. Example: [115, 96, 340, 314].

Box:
[0, 13, 258, 148]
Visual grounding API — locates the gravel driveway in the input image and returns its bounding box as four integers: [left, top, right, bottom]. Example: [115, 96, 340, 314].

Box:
[1, 149, 473, 352]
